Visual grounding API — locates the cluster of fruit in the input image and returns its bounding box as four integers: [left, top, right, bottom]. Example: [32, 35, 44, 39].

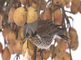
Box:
[0, 0, 79, 60]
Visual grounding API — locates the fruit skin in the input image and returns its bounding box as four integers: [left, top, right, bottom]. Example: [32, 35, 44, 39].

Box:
[27, 6, 37, 23]
[71, 0, 80, 8]
[8, 44, 15, 54]
[8, 7, 15, 23]
[13, 7, 26, 26]
[63, 52, 70, 60]
[55, 42, 66, 58]
[18, 26, 24, 40]
[44, 8, 52, 20]
[78, 2, 81, 13]
[54, 0, 63, 5]
[71, 40, 79, 51]
[7, 31, 16, 46]
[69, 27, 78, 48]
[20, 0, 32, 4]
[2, 26, 11, 44]
[1, 47, 11, 60]
[54, 55, 63, 60]
[71, 5, 78, 14]
[0, 42, 3, 53]
[42, 49, 50, 59]
[13, 38, 23, 54]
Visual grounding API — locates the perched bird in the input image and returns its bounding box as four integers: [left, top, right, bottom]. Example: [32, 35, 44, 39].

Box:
[23, 20, 67, 49]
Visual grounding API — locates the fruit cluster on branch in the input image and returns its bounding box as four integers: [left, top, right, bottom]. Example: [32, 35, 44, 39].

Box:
[0, 0, 79, 60]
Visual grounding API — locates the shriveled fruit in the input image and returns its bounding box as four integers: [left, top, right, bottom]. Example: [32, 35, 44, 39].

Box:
[8, 44, 15, 54]
[54, 55, 63, 60]
[63, 52, 70, 60]
[0, 13, 4, 21]
[78, 2, 81, 13]
[71, 40, 79, 51]
[62, 0, 66, 7]
[27, 6, 37, 23]
[71, 0, 80, 8]
[13, 38, 23, 54]
[13, 7, 26, 26]
[71, 5, 78, 14]
[53, 8, 62, 25]
[2, 25, 11, 43]
[20, 0, 32, 4]
[1, 47, 11, 60]
[7, 31, 16, 46]
[28, 41, 35, 56]
[50, 45, 56, 58]
[69, 27, 78, 47]
[19, 26, 24, 40]
[44, 8, 52, 20]
[54, 0, 63, 5]
[0, 42, 3, 53]
[55, 43, 66, 58]
[42, 49, 50, 59]
[31, 2, 38, 9]
[65, 0, 72, 2]
[54, 9, 62, 21]
[40, 0, 47, 10]
[8, 7, 15, 23]
[22, 40, 27, 56]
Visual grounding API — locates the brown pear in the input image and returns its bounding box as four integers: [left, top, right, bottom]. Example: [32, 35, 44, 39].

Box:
[78, 2, 81, 13]
[0, 42, 3, 53]
[13, 38, 23, 54]
[69, 27, 78, 47]
[28, 41, 35, 56]
[8, 44, 15, 54]
[71, 5, 78, 14]
[1, 47, 11, 60]
[31, 2, 38, 9]
[19, 26, 24, 40]
[54, 0, 63, 5]
[44, 8, 52, 20]
[72, 0, 80, 8]
[7, 31, 16, 46]
[2, 25, 11, 44]
[55, 43, 66, 58]
[20, 0, 32, 4]
[71, 40, 79, 51]
[0, 13, 4, 21]
[27, 6, 37, 23]
[13, 7, 26, 26]
[63, 52, 70, 60]
[8, 7, 15, 23]
[54, 55, 63, 60]
[42, 49, 50, 59]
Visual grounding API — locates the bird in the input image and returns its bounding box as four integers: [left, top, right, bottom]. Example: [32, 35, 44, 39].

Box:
[23, 20, 68, 49]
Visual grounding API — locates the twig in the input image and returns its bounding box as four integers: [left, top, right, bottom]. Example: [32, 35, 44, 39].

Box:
[37, 0, 42, 20]
[61, 4, 72, 60]
[34, 46, 37, 60]
[51, 41, 56, 60]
